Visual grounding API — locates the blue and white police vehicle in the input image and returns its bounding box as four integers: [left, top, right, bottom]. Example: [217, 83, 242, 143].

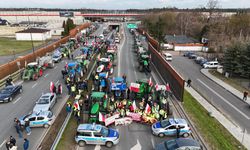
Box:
[152, 118, 191, 138]
[75, 123, 119, 148]
[19, 110, 55, 128]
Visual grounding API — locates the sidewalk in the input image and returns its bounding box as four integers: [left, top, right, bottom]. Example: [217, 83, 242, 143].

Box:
[185, 86, 250, 149]
[201, 69, 250, 105]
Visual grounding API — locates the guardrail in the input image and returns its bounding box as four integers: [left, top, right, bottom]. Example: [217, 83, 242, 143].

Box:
[0, 68, 24, 89]
[50, 54, 99, 150]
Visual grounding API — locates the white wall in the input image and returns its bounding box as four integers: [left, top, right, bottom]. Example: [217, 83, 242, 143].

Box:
[162, 43, 174, 50]
[174, 45, 203, 51]
[16, 31, 51, 41]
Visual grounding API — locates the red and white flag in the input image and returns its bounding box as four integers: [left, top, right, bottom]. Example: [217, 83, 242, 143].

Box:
[148, 77, 153, 87]
[74, 100, 80, 111]
[166, 83, 170, 92]
[132, 100, 137, 112]
[155, 83, 159, 90]
[50, 82, 54, 93]
[145, 103, 151, 114]
[99, 112, 105, 122]
[130, 83, 140, 93]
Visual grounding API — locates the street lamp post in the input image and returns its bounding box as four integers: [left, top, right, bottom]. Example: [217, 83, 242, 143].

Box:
[27, 15, 35, 56]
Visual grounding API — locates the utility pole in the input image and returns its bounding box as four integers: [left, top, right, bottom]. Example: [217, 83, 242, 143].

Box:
[27, 15, 35, 55]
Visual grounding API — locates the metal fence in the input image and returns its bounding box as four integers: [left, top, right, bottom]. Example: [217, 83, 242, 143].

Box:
[139, 28, 185, 101]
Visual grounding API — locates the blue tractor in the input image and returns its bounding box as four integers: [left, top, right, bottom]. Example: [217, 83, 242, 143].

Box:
[109, 77, 127, 99]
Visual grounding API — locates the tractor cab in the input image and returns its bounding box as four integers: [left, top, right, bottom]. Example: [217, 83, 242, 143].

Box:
[130, 79, 152, 99]
[89, 92, 108, 123]
[106, 50, 116, 61]
[110, 77, 127, 99]
[22, 62, 43, 81]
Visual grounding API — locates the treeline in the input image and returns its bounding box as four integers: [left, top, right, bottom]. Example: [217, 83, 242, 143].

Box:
[142, 11, 250, 52]
[0, 8, 250, 13]
[223, 42, 250, 78]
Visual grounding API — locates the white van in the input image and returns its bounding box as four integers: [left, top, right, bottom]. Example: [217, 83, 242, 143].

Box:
[163, 53, 173, 61]
[203, 61, 219, 69]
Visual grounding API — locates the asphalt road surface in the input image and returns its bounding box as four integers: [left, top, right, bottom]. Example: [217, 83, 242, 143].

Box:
[78, 24, 172, 150]
[0, 24, 105, 150]
[169, 55, 250, 132]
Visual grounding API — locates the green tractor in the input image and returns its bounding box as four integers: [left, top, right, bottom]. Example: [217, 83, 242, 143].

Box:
[22, 62, 43, 81]
[130, 79, 152, 99]
[89, 92, 109, 123]
[60, 44, 70, 57]
[138, 54, 151, 73]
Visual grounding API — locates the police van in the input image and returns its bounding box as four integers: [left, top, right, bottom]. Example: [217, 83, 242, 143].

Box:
[75, 123, 120, 148]
[152, 118, 191, 137]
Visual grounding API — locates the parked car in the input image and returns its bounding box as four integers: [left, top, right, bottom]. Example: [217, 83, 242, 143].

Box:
[163, 53, 173, 61]
[195, 56, 204, 64]
[33, 93, 57, 112]
[155, 138, 202, 150]
[19, 110, 55, 128]
[203, 61, 219, 69]
[188, 54, 197, 59]
[75, 123, 119, 148]
[199, 58, 208, 66]
[0, 85, 22, 103]
[152, 118, 191, 138]
[183, 52, 194, 57]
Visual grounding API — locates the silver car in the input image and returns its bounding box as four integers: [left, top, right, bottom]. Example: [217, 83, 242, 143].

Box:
[33, 93, 57, 113]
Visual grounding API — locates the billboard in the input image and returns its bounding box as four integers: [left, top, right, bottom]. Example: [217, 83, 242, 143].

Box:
[59, 12, 74, 17]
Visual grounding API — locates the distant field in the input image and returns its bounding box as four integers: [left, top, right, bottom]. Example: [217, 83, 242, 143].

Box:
[0, 37, 44, 56]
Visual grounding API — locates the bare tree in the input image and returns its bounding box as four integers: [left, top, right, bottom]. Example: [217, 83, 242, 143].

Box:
[206, 0, 219, 23]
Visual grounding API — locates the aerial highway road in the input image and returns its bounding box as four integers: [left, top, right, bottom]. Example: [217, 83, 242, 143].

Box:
[0, 24, 105, 150]
[170, 55, 250, 132]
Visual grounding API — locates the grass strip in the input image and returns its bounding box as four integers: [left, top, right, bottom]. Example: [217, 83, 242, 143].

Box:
[183, 90, 245, 150]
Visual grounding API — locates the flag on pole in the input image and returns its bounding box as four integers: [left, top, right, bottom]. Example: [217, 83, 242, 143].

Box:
[166, 83, 171, 92]
[50, 82, 54, 93]
[155, 84, 159, 90]
[132, 100, 137, 112]
[99, 112, 105, 122]
[148, 77, 153, 87]
[74, 100, 80, 111]
[145, 103, 151, 114]
[130, 83, 140, 93]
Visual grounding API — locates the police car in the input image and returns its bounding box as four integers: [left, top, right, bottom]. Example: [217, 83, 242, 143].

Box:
[75, 123, 119, 148]
[152, 118, 191, 137]
[19, 111, 55, 128]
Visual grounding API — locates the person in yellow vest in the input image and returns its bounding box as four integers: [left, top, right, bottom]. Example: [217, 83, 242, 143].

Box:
[159, 109, 167, 120]
[71, 84, 76, 97]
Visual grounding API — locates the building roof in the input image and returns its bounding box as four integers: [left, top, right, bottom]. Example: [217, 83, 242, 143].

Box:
[164, 35, 199, 44]
[16, 28, 50, 33]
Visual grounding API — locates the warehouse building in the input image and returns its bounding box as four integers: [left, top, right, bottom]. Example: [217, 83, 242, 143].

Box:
[15, 28, 51, 41]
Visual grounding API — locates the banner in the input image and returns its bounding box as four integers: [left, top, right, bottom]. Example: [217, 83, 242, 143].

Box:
[105, 113, 120, 126]
[115, 117, 133, 126]
[126, 112, 141, 122]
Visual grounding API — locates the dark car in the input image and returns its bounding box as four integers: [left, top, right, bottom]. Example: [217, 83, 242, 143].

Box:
[0, 85, 22, 103]
[188, 54, 197, 59]
[155, 138, 202, 150]
[183, 52, 194, 57]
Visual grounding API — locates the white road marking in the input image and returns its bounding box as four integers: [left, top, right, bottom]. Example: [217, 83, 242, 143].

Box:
[54, 66, 57, 69]
[197, 79, 250, 120]
[0, 140, 6, 148]
[32, 83, 37, 88]
[16, 80, 24, 85]
[13, 97, 21, 104]
[55, 80, 59, 85]
[44, 73, 49, 78]
[151, 136, 155, 149]
[94, 145, 101, 150]
[131, 139, 142, 150]
[118, 26, 126, 77]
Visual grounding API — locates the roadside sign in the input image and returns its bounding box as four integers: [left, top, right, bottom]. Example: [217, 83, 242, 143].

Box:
[127, 23, 138, 29]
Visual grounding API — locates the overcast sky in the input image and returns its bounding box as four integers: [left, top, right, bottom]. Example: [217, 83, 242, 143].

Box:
[0, 0, 249, 9]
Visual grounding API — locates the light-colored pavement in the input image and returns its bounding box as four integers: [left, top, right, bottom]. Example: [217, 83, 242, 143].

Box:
[201, 69, 250, 105]
[185, 85, 250, 149]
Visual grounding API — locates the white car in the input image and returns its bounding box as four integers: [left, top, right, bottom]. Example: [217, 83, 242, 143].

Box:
[19, 111, 55, 128]
[33, 93, 57, 112]
[115, 37, 120, 43]
[203, 61, 219, 69]
[163, 53, 172, 61]
[152, 118, 191, 137]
